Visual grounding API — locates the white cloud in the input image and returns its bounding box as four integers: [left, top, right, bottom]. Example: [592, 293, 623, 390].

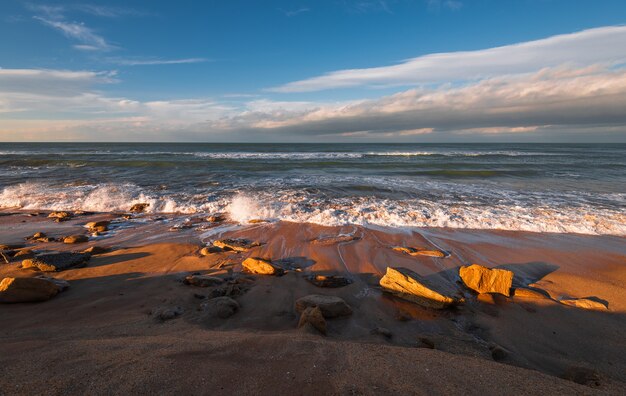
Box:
[34, 16, 115, 51]
[105, 57, 208, 66]
[271, 25, 626, 92]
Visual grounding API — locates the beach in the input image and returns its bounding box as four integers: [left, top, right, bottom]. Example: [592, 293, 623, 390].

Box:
[1, 209, 625, 395]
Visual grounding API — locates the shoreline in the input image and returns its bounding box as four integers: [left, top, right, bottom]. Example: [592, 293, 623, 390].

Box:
[1, 210, 625, 394]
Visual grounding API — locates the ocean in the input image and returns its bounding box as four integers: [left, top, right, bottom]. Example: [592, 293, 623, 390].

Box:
[0, 142, 624, 235]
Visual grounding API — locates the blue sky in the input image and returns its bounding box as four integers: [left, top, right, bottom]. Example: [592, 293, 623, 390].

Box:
[1, 0, 626, 142]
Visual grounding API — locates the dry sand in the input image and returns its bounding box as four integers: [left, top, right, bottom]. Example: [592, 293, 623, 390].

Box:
[0, 211, 625, 395]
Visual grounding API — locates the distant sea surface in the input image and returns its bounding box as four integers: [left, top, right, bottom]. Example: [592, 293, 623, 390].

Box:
[1, 143, 624, 235]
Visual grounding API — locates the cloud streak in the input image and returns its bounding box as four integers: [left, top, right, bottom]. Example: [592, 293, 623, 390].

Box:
[105, 57, 209, 66]
[34, 16, 115, 51]
[270, 25, 626, 92]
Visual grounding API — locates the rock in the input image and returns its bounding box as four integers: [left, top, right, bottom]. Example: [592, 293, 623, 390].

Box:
[0, 244, 25, 250]
[213, 238, 261, 252]
[489, 344, 508, 361]
[562, 366, 601, 387]
[152, 306, 184, 321]
[81, 246, 109, 255]
[13, 249, 35, 260]
[129, 203, 149, 213]
[183, 274, 224, 287]
[459, 264, 514, 296]
[0, 276, 69, 303]
[201, 296, 239, 318]
[121, 214, 133, 220]
[206, 214, 226, 223]
[298, 306, 327, 335]
[26, 232, 49, 242]
[392, 246, 448, 258]
[513, 287, 549, 299]
[418, 337, 435, 349]
[559, 298, 608, 311]
[85, 221, 110, 231]
[242, 257, 283, 275]
[379, 267, 461, 309]
[48, 211, 71, 221]
[295, 294, 352, 318]
[200, 246, 223, 255]
[248, 219, 268, 224]
[63, 234, 89, 244]
[370, 327, 392, 339]
[22, 252, 90, 272]
[306, 275, 353, 288]
[311, 234, 360, 245]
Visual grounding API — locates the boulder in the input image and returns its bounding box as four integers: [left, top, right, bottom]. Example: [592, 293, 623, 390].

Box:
[200, 246, 223, 255]
[379, 267, 461, 309]
[22, 252, 90, 272]
[183, 274, 224, 287]
[295, 294, 352, 318]
[513, 287, 550, 299]
[392, 246, 448, 258]
[298, 306, 327, 335]
[242, 257, 283, 275]
[559, 298, 608, 311]
[306, 275, 353, 288]
[213, 238, 261, 252]
[459, 264, 514, 296]
[63, 234, 89, 244]
[201, 296, 239, 318]
[0, 276, 69, 303]
[129, 203, 149, 213]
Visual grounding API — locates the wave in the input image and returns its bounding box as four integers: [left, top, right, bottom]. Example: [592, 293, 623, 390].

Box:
[1, 182, 624, 236]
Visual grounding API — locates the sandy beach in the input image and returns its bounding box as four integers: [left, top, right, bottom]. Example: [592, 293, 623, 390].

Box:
[1, 210, 625, 395]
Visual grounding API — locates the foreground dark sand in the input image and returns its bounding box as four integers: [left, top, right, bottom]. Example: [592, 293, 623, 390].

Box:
[1, 211, 625, 395]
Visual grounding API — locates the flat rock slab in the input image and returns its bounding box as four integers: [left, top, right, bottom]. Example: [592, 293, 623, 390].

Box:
[392, 246, 448, 258]
[560, 298, 608, 311]
[242, 257, 283, 275]
[22, 252, 91, 272]
[459, 264, 514, 296]
[295, 294, 352, 318]
[306, 275, 353, 288]
[183, 274, 224, 287]
[513, 287, 550, 299]
[379, 267, 461, 309]
[213, 238, 261, 252]
[311, 234, 360, 246]
[0, 276, 69, 303]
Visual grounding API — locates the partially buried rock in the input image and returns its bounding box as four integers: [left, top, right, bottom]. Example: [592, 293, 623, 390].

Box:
[22, 252, 90, 272]
[306, 274, 352, 288]
[201, 296, 239, 318]
[370, 327, 392, 339]
[298, 306, 327, 335]
[206, 213, 226, 223]
[48, 211, 71, 221]
[513, 287, 550, 299]
[183, 274, 224, 287]
[152, 306, 184, 321]
[379, 267, 461, 309]
[489, 344, 509, 361]
[242, 257, 283, 275]
[311, 234, 360, 245]
[295, 294, 352, 318]
[0, 276, 69, 303]
[559, 298, 608, 311]
[81, 246, 109, 255]
[26, 232, 53, 242]
[392, 246, 448, 258]
[129, 203, 149, 213]
[63, 234, 89, 244]
[562, 366, 601, 387]
[213, 238, 261, 252]
[459, 264, 513, 296]
[200, 246, 223, 255]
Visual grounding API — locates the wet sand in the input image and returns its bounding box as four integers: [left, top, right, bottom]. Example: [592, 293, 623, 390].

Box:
[1, 211, 625, 395]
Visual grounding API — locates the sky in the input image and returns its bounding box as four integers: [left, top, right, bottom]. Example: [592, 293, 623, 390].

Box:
[1, 0, 626, 142]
